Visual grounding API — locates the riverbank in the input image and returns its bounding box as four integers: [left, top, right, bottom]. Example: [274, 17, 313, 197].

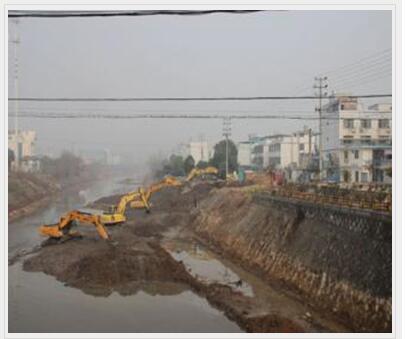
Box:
[8, 172, 60, 223]
[8, 168, 113, 222]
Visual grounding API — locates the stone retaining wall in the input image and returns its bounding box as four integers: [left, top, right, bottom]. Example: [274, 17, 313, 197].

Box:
[192, 187, 392, 332]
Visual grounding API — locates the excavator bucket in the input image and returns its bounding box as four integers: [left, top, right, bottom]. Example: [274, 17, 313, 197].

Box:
[39, 223, 82, 247]
[39, 224, 65, 238]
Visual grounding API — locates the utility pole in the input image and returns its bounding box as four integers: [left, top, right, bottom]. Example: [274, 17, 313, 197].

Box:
[10, 19, 20, 169]
[222, 117, 232, 178]
[314, 76, 328, 181]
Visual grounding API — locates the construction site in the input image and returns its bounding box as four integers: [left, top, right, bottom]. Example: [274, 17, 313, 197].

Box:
[6, 8, 394, 335]
[8, 169, 392, 333]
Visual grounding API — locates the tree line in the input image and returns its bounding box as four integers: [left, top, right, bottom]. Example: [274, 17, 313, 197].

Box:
[154, 139, 238, 179]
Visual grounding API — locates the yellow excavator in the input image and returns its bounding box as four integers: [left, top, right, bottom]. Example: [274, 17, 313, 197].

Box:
[129, 176, 182, 211]
[186, 166, 218, 182]
[101, 176, 182, 224]
[39, 209, 110, 241]
[100, 188, 150, 225]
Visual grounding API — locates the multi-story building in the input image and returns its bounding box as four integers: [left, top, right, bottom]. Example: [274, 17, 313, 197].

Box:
[242, 128, 317, 176]
[321, 95, 392, 183]
[8, 130, 37, 170]
[268, 128, 317, 170]
[237, 134, 261, 169]
[251, 135, 285, 169]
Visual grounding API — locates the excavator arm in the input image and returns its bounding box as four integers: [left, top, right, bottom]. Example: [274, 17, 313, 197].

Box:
[186, 167, 218, 182]
[129, 176, 182, 211]
[100, 188, 151, 225]
[39, 210, 110, 241]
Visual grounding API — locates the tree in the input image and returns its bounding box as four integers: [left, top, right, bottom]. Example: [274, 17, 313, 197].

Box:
[196, 160, 209, 169]
[8, 149, 15, 169]
[210, 139, 238, 179]
[183, 155, 195, 174]
[40, 151, 84, 180]
[168, 154, 185, 176]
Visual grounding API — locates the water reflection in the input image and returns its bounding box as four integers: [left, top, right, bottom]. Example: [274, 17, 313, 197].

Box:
[9, 263, 241, 333]
[164, 240, 254, 297]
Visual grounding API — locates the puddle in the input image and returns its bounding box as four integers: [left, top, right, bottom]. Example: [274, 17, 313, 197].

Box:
[164, 240, 254, 297]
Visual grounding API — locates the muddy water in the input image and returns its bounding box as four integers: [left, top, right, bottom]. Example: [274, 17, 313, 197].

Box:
[164, 240, 254, 297]
[9, 263, 240, 333]
[8, 176, 242, 333]
[8, 175, 132, 258]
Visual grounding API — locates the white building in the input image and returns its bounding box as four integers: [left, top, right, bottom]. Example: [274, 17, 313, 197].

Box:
[8, 130, 37, 171]
[238, 134, 261, 168]
[238, 141, 253, 167]
[321, 95, 392, 183]
[246, 128, 317, 177]
[251, 135, 285, 169]
[269, 128, 317, 170]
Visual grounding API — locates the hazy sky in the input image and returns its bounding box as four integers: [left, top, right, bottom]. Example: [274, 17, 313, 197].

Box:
[8, 10, 392, 164]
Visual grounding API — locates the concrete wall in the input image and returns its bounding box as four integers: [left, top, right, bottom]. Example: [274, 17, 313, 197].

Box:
[193, 188, 391, 332]
[238, 143, 252, 167]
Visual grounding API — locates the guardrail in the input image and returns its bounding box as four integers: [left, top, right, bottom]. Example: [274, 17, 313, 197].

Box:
[261, 187, 391, 213]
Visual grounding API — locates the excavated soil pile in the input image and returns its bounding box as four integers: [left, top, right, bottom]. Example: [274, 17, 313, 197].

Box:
[23, 232, 195, 297]
[88, 182, 217, 238]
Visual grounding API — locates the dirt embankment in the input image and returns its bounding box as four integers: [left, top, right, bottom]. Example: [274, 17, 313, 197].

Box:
[191, 187, 392, 332]
[8, 172, 60, 222]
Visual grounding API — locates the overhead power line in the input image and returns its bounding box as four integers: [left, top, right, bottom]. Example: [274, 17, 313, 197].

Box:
[8, 94, 392, 102]
[323, 48, 391, 76]
[13, 112, 391, 120]
[8, 10, 262, 18]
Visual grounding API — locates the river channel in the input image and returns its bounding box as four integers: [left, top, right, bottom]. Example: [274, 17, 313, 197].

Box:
[8, 176, 241, 333]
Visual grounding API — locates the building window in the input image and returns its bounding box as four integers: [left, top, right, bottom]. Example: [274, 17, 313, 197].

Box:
[378, 119, 390, 128]
[355, 171, 359, 182]
[379, 136, 391, 145]
[343, 170, 350, 182]
[343, 119, 354, 128]
[360, 119, 371, 129]
[344, 150, 349, 161]
[361, 172, 368, 183]
[343, 136, 353, 144]
[353, 150, 359, 159]
[299, 143, 305, 151]
[361, 136, 372, 144]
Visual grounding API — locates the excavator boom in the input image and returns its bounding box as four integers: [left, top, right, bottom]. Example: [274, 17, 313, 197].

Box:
[129, 176, 182, 211]
[186, 166, 218, 182]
